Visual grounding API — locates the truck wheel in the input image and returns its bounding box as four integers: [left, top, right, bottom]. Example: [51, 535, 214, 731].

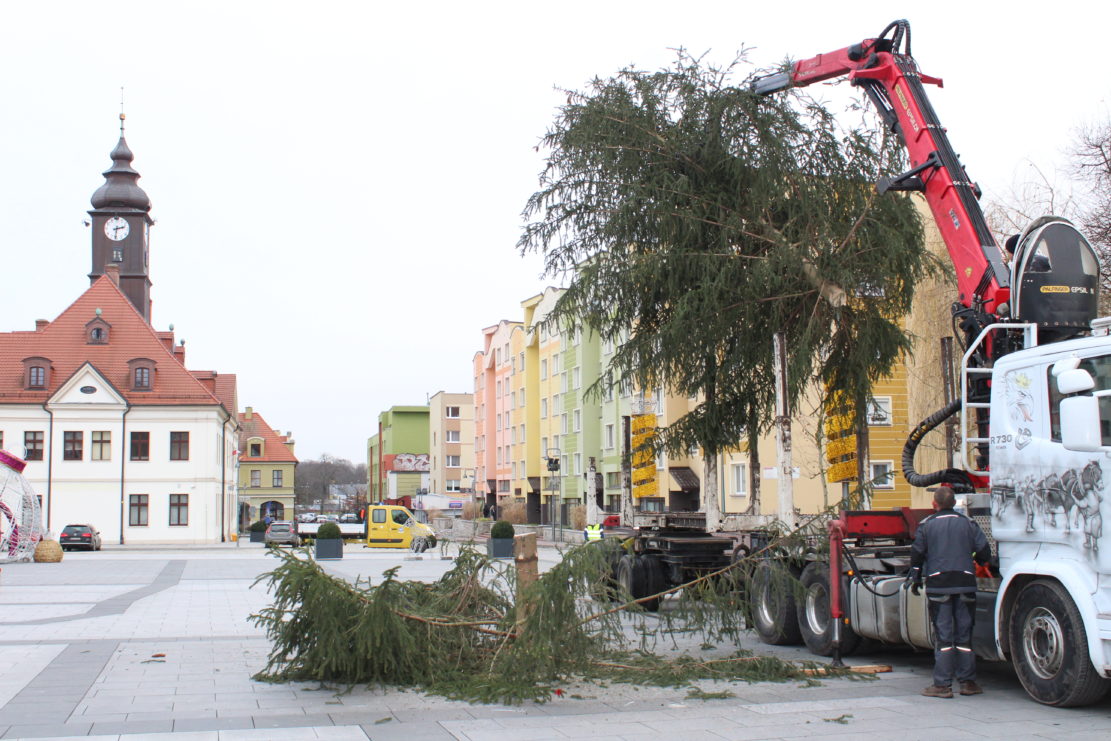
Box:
[638, 555, 665, 612]
[749, 560, 803, 645]
[796, 562, 861, 657]
[616, 554, 642, 603]
[1009, 579, 1111, 706]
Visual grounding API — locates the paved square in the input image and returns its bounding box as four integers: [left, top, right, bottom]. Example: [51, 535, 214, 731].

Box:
[0, 543, 1107, 739]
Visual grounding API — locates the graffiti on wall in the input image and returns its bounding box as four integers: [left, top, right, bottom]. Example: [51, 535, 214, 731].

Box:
[387, 453, 430, 472]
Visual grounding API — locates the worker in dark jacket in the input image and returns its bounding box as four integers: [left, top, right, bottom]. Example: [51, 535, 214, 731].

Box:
[910, 488, 991, 698]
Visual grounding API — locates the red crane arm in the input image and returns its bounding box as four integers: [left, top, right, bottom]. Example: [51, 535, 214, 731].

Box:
[756, 22, 1010, 317]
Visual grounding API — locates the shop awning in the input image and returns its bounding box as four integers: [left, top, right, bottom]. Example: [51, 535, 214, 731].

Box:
[669, 467, 700, 492]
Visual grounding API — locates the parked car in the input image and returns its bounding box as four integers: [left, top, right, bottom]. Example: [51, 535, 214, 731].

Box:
[60, 524, 102, 551]
[339, 513, 361, 523]
[297, 513, 317, 523]
[264, 521, 301, 547]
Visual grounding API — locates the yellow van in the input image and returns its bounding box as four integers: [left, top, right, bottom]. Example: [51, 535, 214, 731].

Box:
[365, 505, 435, 549]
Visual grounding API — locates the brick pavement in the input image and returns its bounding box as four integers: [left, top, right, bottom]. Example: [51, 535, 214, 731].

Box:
[0, 542, 1108, 740]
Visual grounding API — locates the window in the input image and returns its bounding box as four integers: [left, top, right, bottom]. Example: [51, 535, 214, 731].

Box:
[249, 440, 262, 456]
[541, 398, 548, 418]
[552, 395, 561, 415]
[130, 431, 149, 461]
[24, 431, 43, 461]
[129, 494, 149, 526]
[572, 367, 581, 389]
[169, 494, 189, 526]
[373, 508, 386, 523]
[573, 409, 581, 432]
[540, 359, 547, 380]
[272, 470, 284, 487]
[606, 471, 620, 489]
[866, 397, 893, 425]
[170, 432, 189, 461]
[605, 424, 615, 450]
[134, 366, 151, 390]
[561, 413, 568, 434]
[392, 509, 411, 526]
[1048, 354, 1111, 444]
[89, 327, 108, 344]
[63, 431, 83, 461]
[446, 406, 460, 418]
[561, 372, 568, 393]
[29, 366, 45, 388]
[603, 383, 614, 402]
[573, 453, 581, 475]
[871, 461, 895, 489]
[91, 431, 111, 461]
[112, 247, 123, 262]
[731, 463, 748, 497]
[604, 338, 613, 354]
[446, 480, 461, 492]
[446, 430, 460, 443]
[541, 437, 548, 456]
[496, 380, 502, 397]
[498, 480, 510, 492]
[250, 469, 261, 487]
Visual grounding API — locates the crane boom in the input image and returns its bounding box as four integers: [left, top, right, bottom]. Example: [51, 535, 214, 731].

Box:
[755, 20, 1010, 320]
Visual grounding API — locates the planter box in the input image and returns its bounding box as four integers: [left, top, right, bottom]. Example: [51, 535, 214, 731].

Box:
[315, 538, 343, 560]
[487, 538, 514, 558]
[249, 531, 266, 543]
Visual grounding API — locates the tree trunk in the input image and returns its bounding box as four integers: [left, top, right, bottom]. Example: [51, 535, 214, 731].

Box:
[703, 450, 721, 531]
[746, 434, 761, 515]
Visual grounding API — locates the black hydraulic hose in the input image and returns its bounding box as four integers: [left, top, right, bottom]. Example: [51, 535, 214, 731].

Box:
[840, 544, 901, 598]
[902, 398, 976, 490]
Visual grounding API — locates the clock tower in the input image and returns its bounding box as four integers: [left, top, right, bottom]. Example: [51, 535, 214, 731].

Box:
[89, 114, 154, 323]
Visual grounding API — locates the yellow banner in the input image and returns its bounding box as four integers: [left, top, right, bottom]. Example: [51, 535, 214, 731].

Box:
[631, 414, 658, 498]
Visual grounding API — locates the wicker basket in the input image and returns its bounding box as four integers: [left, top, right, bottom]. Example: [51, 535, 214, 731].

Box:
[34, 539, 64, 563]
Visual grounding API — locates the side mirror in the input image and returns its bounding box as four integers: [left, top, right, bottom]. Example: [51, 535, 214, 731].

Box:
[1060, 395, 1102, 451]
[1057, 368, 1095, 395]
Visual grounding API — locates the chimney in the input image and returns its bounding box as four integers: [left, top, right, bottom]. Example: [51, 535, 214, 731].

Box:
[173, 340, 185, 365]
[245, 406, 253, 420]
[284, 435, 295, 456]
[104, 264, 120, 286]
[35, 319, 49, 332]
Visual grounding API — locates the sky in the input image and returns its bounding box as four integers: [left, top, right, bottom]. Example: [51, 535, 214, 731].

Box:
[1, 1, 1108, 464]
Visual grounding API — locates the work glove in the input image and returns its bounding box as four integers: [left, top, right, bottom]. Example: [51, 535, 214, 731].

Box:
[906, 567, 922, 595]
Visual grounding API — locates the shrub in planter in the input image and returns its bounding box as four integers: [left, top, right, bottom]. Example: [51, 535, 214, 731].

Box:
[315, 521, 343, 560]
[249, 520, 268, 543]
[488, 520, 515, 558]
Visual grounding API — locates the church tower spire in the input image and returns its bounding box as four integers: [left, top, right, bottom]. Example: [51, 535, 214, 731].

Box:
[88, 113, 154, 323]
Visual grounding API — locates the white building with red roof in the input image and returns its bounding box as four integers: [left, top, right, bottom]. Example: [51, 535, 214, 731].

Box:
[0, 123, 239, 545]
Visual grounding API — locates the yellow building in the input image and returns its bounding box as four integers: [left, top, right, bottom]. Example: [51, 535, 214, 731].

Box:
[237, 407, 297, 526]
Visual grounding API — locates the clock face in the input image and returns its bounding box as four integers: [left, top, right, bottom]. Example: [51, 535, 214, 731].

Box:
[104, 216, 130, 242]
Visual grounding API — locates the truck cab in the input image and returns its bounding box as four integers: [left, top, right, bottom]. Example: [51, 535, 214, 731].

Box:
[365, 504, 435, 549]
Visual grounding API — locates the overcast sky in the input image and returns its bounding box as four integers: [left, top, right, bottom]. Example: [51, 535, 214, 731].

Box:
[1, 1, 1107, 464]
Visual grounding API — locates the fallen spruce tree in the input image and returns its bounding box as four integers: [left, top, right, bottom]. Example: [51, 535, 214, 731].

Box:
[249, 525, 868, 704]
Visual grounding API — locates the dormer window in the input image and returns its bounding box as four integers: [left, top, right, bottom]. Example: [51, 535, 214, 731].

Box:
[128, 358, 156, 392]
[86, 317, 111, 345]
[22, 357, 51, 390]
[248, 437, 264, 457]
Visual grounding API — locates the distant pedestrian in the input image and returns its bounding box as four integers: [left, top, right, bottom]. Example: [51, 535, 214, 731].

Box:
[910, 488, 991, 698]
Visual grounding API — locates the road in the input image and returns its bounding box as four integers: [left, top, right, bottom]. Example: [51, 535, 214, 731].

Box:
[0, 542, 1108, 740]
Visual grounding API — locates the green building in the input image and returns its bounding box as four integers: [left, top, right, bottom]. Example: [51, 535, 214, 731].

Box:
[367, 406, 429, 502]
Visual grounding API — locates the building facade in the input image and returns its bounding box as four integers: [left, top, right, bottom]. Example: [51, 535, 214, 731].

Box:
[427, 391, 473, 497]
[237, 407, 297, 526]
[0, 126, 239, 544]
[367, 406, 429, 501]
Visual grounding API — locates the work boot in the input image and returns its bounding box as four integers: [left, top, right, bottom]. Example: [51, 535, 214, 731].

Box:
[921, 684, 953, 698]
[959, 681, 983, 696]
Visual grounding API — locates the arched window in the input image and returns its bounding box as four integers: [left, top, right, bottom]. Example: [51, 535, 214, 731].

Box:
[22, 357, 51, 390]
[128, 358, 156, 391]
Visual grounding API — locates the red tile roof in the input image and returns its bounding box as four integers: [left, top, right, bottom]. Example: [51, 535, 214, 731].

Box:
[238, 410, 298, 463]
[0, 277, 231, 409]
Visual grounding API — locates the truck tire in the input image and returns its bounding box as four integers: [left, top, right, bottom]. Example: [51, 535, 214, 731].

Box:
[796, 562, 861, 657]
[750, 560, 803, 645]
[638, 555, 666, 612]
[616, 554, 663, 612]
[1009, 579, 1111, 707]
